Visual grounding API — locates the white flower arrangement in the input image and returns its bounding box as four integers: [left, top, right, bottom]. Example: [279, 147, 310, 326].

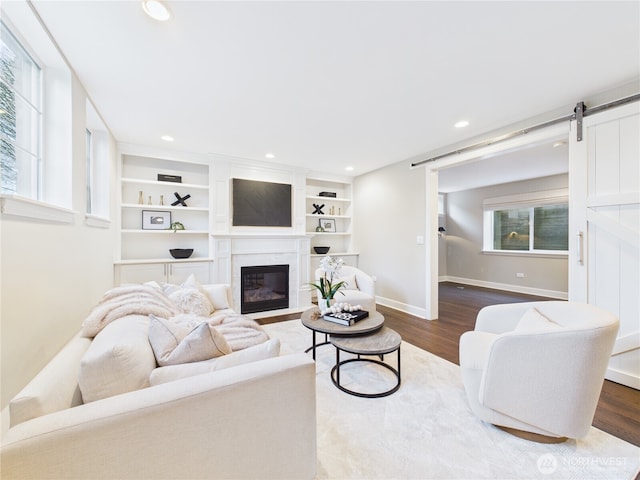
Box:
[310, 256, 346, 312]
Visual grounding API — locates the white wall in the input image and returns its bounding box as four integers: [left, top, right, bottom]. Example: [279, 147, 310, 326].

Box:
[0, 78, 118, 409]
[353, 161, 426, 316]
[444, 174, 568, 298]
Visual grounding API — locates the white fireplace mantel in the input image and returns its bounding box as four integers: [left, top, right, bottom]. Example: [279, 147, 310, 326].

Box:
[211, 233, 313, 314]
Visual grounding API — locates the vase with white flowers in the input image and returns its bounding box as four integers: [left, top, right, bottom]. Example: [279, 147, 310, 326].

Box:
[310, 256, 346, 313]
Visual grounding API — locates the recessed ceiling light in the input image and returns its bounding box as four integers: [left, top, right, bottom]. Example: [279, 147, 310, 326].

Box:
[345, 166, 354, 171]
[454, 120, 469, 128]
[161, 135, 174, 142]
[265, 153, 275, 159]
[142, 0, 171, 21]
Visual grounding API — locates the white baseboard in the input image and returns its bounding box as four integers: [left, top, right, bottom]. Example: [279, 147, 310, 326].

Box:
[441, 276, 568, 300]
[374, 278, 566, 321]
[375, 296, 428, 320]
[606, 367, 640, 390]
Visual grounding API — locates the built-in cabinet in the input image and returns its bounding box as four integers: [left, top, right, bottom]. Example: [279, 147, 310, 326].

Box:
[115, 152, 213, 285]
[116, 260, 211, 285]
[305, 177, 358, 273]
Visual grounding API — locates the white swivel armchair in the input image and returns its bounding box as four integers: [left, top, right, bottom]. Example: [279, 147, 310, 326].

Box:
[315, 265, 376, 312]
[459, 301, 619, 443]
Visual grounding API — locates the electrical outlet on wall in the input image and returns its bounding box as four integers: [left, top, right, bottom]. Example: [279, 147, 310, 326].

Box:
[516, 272, 525, 278]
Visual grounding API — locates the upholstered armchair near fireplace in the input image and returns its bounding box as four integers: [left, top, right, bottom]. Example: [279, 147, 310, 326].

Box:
[315, 265, 376, 312]
[459, 301, 619, 443]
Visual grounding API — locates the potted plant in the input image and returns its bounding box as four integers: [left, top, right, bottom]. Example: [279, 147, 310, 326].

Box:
[170, 221, 185, 233]
[309, 256, 346, 312]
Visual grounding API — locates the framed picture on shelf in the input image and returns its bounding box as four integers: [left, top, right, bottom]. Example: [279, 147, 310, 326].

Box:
[319, 218, 336, 233]
[142, 210, 171, 230]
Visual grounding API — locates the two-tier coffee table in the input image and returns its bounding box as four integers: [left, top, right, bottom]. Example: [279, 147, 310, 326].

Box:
[300, 307, 384, 360]
[300, 307, 402, 397]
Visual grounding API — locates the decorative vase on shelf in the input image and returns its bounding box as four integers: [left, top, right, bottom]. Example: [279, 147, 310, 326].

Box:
[138, 190, 144, 204]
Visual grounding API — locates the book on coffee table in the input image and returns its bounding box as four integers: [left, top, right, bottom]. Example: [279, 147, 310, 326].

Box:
[323, 310, 369, 326]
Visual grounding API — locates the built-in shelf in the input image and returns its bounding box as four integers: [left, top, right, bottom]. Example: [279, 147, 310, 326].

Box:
[305, 214, 351, 219]
[116, 152, 212, 284]
[121, 178, 208, 190]
[306, 195, 351, 203]
[122, 203, 209, 212]
[305, 176, 355, 278]
[121, 229, 209, 234]
[115, 257, 213, 265]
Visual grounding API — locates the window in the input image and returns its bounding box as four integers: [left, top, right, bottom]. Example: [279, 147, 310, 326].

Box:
[85, 100, 110, 222]
[1, 3, 73, 221]
[0, 19, 42, 198]
[483, 189, 568, 254]
[85, 128, 92, 213]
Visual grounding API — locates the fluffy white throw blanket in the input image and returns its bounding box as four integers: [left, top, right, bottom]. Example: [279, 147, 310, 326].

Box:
[210, 314, 270, 351]
[82, 285, 178, 338]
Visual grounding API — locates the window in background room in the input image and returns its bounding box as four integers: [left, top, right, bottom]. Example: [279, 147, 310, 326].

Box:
[0, 19, 42, 198]
[483, 189, 568, 254]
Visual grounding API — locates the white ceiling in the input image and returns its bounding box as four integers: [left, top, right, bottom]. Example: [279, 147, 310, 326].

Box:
[30, 1, 639, 186]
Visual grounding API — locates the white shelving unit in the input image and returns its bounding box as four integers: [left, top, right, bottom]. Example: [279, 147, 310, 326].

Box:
[115, 153, 212, 285]
[305, 177, 358, 276]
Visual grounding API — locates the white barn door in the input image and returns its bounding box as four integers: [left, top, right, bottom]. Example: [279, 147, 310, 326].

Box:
[569, 101, 640, 389]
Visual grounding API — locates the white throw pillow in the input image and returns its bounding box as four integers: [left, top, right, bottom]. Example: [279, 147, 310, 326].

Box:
[168, 287, 213, 316]
[149, 338, 281, 386]
[148, 315, 231, 366]
[78, 316, 156, 403]
[202, 284, 230, 310]
[515, 307, 561, 332]
[181, 273, 203, 290]
[338, 273, 358, 290]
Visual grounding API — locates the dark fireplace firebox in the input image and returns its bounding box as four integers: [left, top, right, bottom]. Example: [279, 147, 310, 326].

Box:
[241, 264, 289, 314]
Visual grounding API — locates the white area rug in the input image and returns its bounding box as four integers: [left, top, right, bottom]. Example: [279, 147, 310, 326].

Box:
[263, 320, 640, 480]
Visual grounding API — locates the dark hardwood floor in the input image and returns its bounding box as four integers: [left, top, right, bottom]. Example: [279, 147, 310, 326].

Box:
[257, 282, 640, 447]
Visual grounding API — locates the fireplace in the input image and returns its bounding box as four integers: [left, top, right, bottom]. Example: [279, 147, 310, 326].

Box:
[241, 264, 290, 314]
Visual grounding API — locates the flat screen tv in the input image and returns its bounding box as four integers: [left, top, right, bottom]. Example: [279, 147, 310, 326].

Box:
[232, 178, 292, 227]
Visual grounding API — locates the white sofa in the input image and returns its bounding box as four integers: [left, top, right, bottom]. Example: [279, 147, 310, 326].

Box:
[459, 301, 619, 442]
[1, 283, 317, 479]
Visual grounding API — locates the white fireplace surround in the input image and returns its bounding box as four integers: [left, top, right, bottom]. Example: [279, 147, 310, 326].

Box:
[211, 234, 313, 314]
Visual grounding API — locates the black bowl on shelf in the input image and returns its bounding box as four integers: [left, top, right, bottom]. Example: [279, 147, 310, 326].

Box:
[313, 246, 330, 255]
[169, 248, 194, 259]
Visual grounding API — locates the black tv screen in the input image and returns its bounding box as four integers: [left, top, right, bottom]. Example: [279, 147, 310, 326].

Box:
[232, 178, 292, 227]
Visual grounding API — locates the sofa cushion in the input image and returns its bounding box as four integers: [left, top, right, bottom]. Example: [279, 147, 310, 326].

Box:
[148, 315, 231, 366]
[202, 284, 230, 310]
[78, 315, 156, 403]
[515, 307, 561, 333]
[149, 337, 281, 386]
[168, 287, 212, 316]
[338, 273, 358, 290]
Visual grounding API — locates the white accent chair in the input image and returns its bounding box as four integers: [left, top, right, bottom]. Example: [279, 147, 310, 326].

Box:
[459, 301, 619, 442]
[315, 265, 376, 312]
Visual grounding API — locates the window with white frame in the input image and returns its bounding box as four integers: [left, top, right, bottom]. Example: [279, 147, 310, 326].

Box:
[85, 99, 110, 221]
[1, 3, 73, 221]
[0, 19, 42, 198]
[483, 189, 568, 254]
